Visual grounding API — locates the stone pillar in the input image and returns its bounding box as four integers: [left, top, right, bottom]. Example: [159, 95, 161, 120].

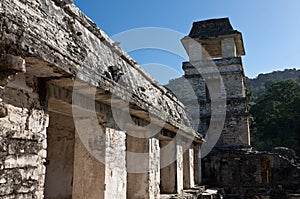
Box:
[149, 137, 160, 199]
[160, 140, 176, 194]
[181, 37, 203, 61]
[183, 147, 195, 189]
[160, 140, 184, 194]
[221, 38, 236, 58]
[193, 145, 200, 185]
[0, 73, 48, 199]
[105, 128, 127, 199]
[197, 146, 202, 184]
[72, 118, 106, 199]
[176, 144, 184, 194]
[126, 134, 160, 199]
[186, 144, 202, 187]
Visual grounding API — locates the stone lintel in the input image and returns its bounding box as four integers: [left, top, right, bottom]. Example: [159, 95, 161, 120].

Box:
[182, 57, 242, 69]
[46, 78, 203, 142]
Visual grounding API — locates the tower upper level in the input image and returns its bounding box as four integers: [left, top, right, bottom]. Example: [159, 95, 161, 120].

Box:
[182, 18, 245, 61]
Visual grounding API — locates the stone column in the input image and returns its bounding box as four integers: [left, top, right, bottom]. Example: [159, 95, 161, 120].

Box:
[72, 118, 106, 199]
[149, 137, 160, 199]
[197, 145, 202, 184]
[181, 37, 203, 61]
[176, 144, 184, 194]
[105, 128, 127, 199]
[183, 147, 195, 189]
[188, 144, 202, 186]
[160, 140, 184, 194]
[221, 38, 236, 58]
[126, 134, 160, 199]
[73, 127, 127, 199]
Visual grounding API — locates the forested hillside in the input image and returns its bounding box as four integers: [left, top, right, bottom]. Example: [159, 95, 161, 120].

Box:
[246, 68, 300, 102]
[247, 69, 300, 157]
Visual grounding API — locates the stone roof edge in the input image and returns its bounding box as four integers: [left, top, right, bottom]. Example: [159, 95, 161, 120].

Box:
[61, 4, 204, 142]
[61, 3, 185, 108]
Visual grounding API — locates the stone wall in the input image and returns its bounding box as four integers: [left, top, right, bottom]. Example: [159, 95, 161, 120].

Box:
[167, 57, 250, 147]
[202, 150, 300, 198]
[0, 1, 203, 198]
[0, 74, 48, 199]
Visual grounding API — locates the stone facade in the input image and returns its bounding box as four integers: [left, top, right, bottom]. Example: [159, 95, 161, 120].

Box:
[168, 18, 300, 198]
[169, 18, 250, 148]
[0, 0, 203, 198]
[1, 1, 299, 198]
[0, 73, 48, 198]
[202, 150, 300, 198]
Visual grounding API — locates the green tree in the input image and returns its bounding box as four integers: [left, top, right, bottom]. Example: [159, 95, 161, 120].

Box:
[250, 80, 300, 155]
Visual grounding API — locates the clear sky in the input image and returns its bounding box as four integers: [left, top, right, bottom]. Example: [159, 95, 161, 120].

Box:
[74, 0, 300, 83]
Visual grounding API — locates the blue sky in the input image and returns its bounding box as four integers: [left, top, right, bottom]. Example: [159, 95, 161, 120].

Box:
[74, 0, 300, 83]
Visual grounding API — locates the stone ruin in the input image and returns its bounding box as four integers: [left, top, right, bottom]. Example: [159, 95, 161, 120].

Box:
[168, 18, 300, 198]
[0, 0, 299, 199]
[0, 0, 203, 198]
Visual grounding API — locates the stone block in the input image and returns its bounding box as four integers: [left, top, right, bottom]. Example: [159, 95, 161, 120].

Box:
[4, 155, 40, 169]
[28, 110, 48, 133]
[0, 55, 26, 73]
[0, 103, 7, 118]
[0, 184, 14, 196]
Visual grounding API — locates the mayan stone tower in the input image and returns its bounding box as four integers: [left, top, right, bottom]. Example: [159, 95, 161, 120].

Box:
[180, 18, 250, 149]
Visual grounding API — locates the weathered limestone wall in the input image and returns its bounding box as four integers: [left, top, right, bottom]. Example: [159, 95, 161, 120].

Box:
[47, 84, 128, 199]
[46, 74, 200, 199]
[202, 150, 300, 198]
[0, 1, 203, 198]
[0, 0, 197, 136]
[220, 116, 250, 146]
[168, 57, 250, 147]
[0, 74, 48, 198]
